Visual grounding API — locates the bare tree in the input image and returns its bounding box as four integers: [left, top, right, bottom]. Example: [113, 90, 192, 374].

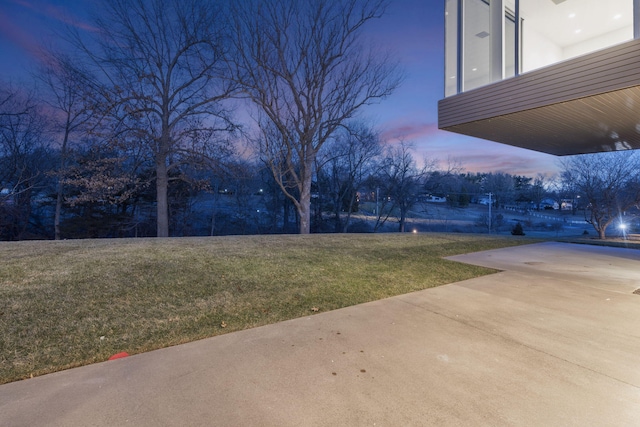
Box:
[230, 0, 402, 234]
[423, 157, 468, 207]
[376, 141, 428, 232]
[70, 0, 238, 237]
[561, 152, 640, 239]
[36, 53, 100, 240]
[0, 84, 51, 240]
[482, 173, 516, 209]
[529, 174, 547, 211]
[317, 123, 382, 232]
[0, 86, 31, 120]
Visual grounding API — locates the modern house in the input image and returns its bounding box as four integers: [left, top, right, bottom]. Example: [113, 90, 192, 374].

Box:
[438, 0, 640, 155]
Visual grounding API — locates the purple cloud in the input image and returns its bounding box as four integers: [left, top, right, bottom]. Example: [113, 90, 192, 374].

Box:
[9, 0, 97, 32]
[381, 121, 442, 142]
[0, 9, 43, 58]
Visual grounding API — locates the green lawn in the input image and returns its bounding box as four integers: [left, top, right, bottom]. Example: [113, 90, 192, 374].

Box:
[0, 233, 537, 384]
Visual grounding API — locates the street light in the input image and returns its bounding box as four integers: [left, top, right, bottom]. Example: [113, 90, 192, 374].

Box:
[619, 222, 628, 240]
[486, 192, 493, 232]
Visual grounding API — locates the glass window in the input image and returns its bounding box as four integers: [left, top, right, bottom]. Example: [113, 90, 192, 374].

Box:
[519, 0, 633, 73]
[505, 8, 516, 78]
[445, 0, 459, 97]
[462, 0, 491, 92]
[444, 0, 635, 97]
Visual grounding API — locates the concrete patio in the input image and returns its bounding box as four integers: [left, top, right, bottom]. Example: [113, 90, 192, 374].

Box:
[1, 242, 639, 426]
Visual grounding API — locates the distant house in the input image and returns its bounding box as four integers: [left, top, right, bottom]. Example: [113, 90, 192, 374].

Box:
[560, 199, 574, 211]
[424, 195, 447, 203]
[438, 0, 640, 156]
[540, 198, 559, 210]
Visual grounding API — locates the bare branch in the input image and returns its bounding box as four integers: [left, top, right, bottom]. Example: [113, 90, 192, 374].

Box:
[66, 0, 240, 237]
[230, 0, 402, 233]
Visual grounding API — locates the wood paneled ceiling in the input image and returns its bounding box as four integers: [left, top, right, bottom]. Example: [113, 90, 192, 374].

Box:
[442, 85, 640, 156]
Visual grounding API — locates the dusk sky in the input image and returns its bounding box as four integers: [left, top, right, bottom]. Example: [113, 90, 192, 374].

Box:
[0, 0, 561, 177]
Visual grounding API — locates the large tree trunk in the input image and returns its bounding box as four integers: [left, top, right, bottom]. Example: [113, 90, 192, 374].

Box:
[156, 157, 169, 237]
[157, 105, 171, 238]
[598, 228, 606, 239]
[298, 189, 311, 234]
[54, 187, 63, 240]
[399, 206, 407, 232]
[342, 189, 358, 233]
[54, 127, 71, 240]
[296, 157, 316, 234]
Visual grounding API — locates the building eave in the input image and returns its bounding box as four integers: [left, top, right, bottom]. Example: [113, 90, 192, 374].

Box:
[438, 39, 640, 156]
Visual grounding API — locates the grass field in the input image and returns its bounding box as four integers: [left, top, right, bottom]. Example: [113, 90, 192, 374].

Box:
[0, 233, 537, 384]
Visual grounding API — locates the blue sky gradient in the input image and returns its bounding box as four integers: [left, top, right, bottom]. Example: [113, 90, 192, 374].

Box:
[0, 0, 561, 177]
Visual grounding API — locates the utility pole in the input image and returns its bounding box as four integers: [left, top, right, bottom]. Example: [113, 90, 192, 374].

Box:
[488, 192, 493, 232]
